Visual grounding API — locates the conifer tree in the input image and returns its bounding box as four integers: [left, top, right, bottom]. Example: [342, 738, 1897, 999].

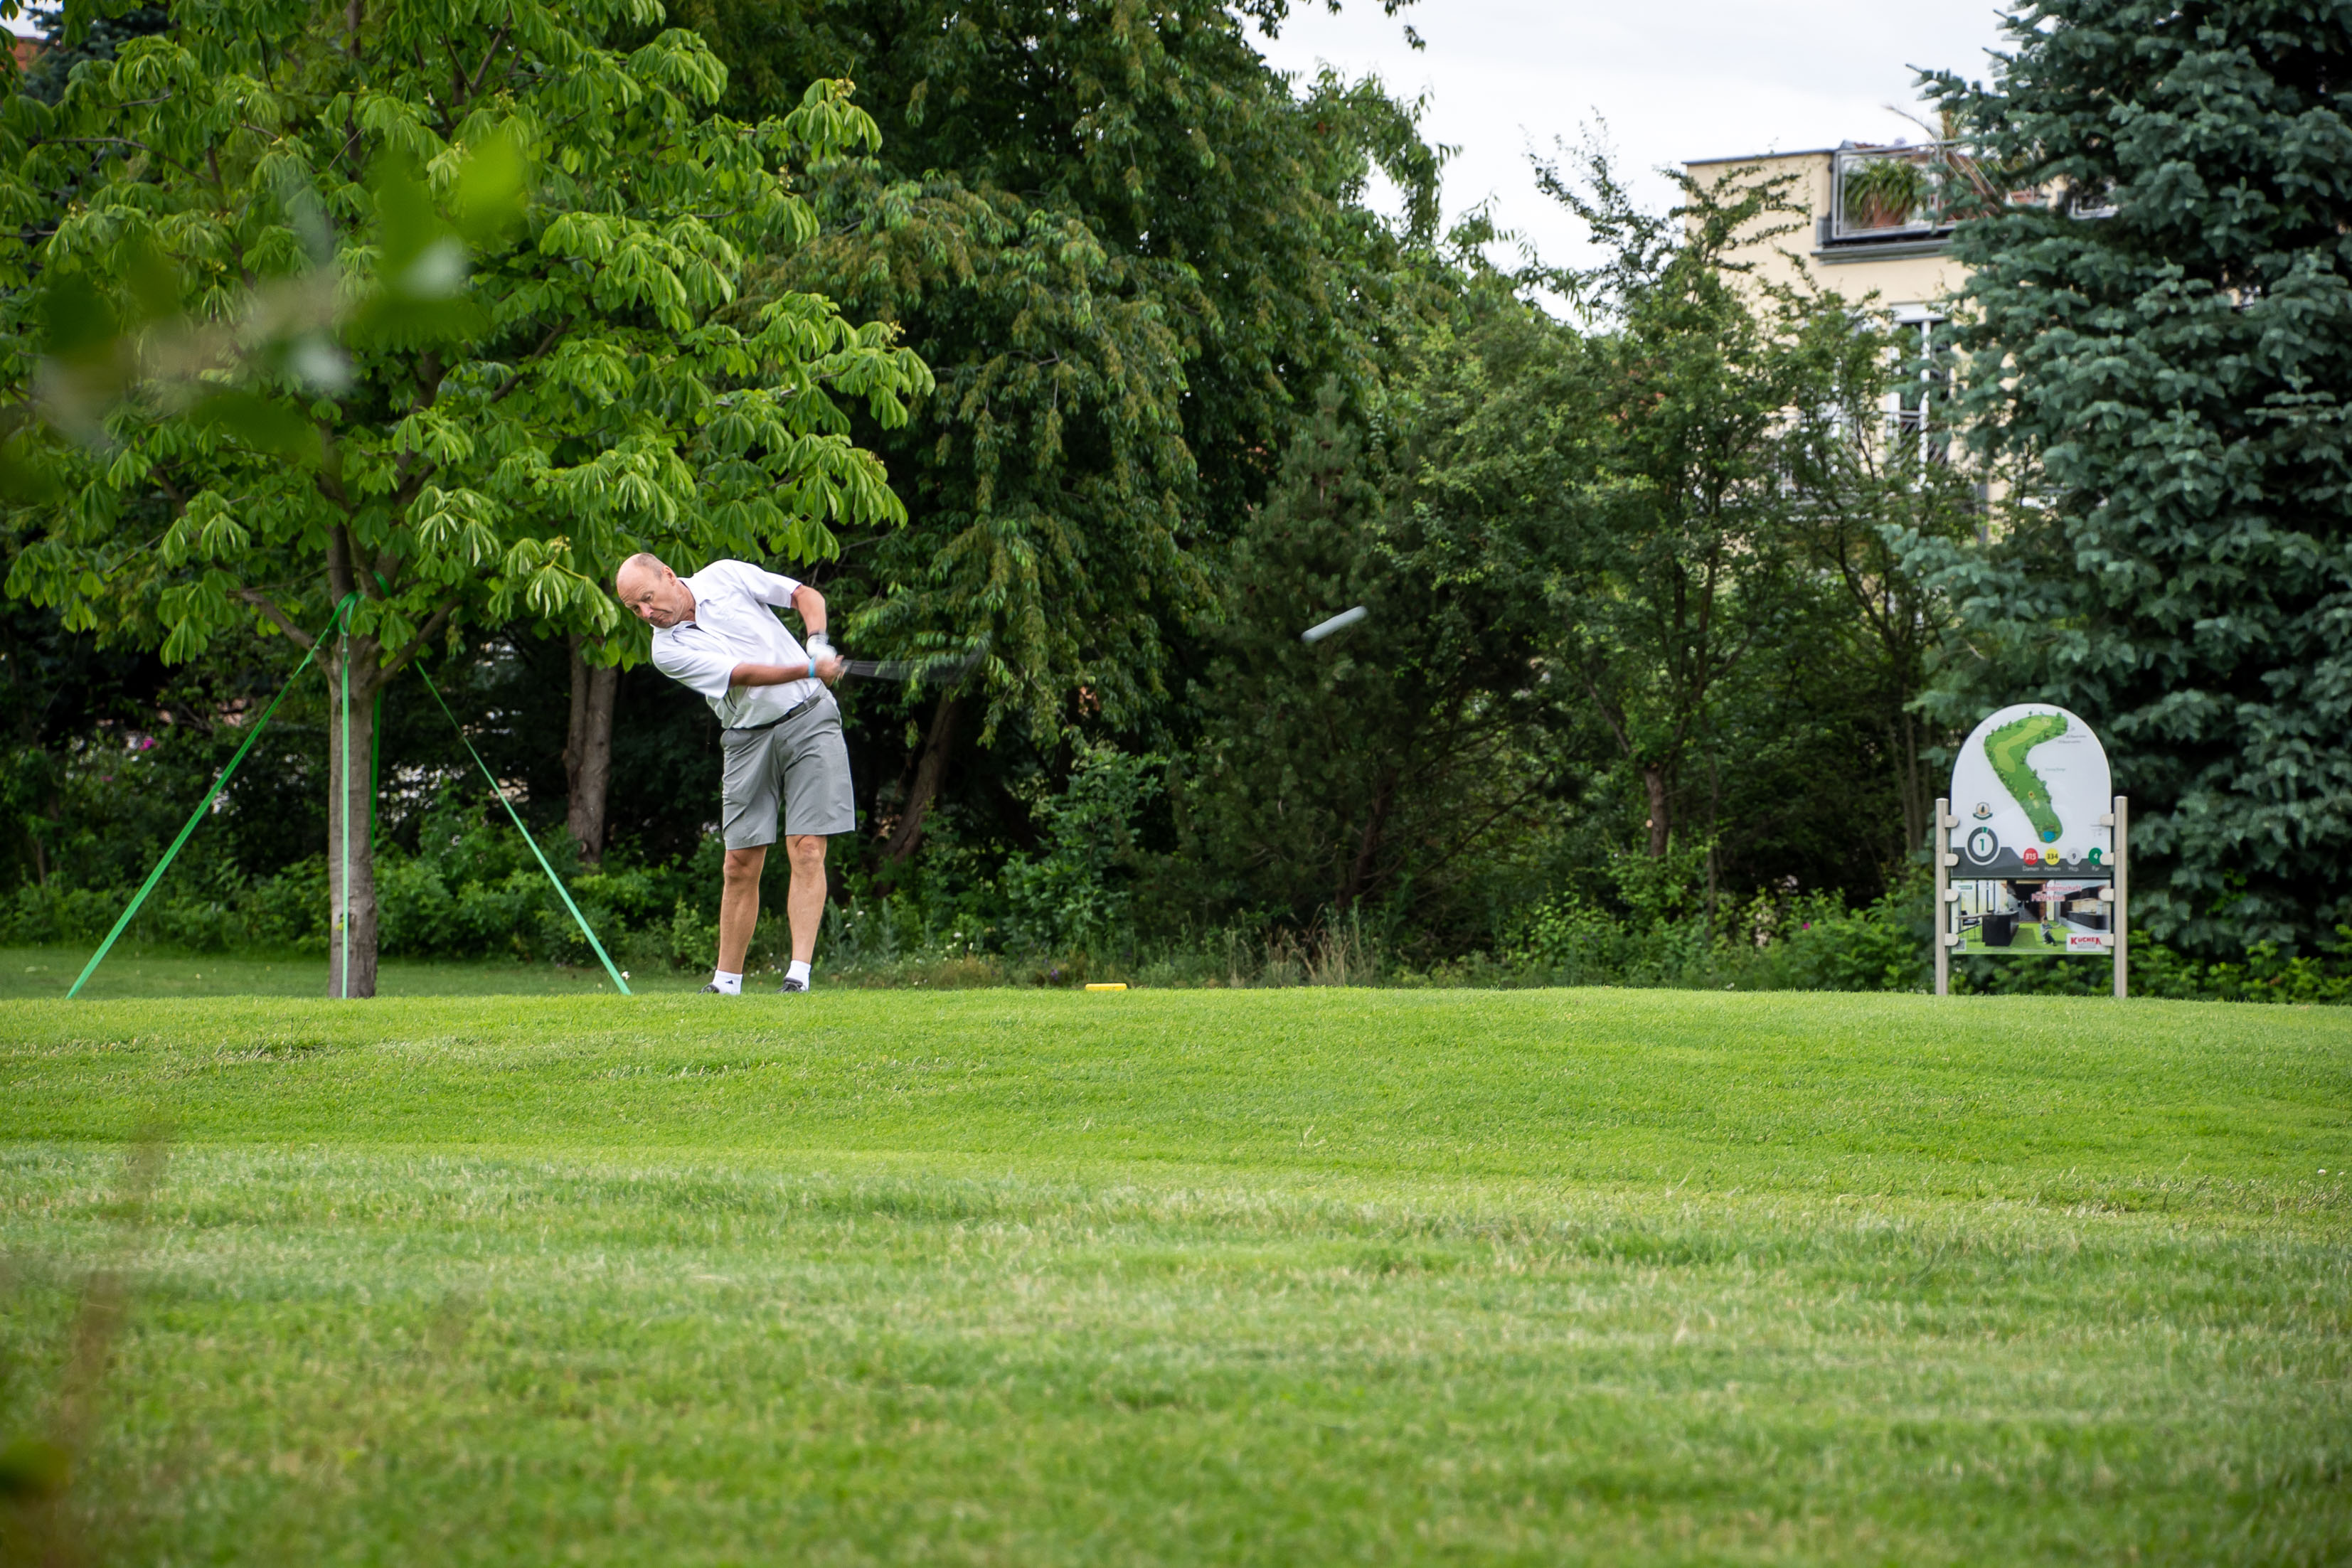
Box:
[1925, 0, 2352, 955]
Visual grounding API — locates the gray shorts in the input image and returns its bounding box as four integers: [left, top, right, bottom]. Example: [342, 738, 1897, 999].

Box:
[720, 692, 856, 848]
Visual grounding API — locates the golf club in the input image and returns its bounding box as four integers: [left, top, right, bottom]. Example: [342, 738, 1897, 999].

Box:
[839, 652, 982, 685]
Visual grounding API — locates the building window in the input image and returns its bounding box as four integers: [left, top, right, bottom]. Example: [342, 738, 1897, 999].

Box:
[1890, 306, 1949, 470]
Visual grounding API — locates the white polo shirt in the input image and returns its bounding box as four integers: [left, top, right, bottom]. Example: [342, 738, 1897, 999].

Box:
[649, 560, 821, 730]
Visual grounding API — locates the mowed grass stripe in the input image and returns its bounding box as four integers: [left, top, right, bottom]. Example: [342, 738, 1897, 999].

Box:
[3, 990, 2347, 1202]
[1, 990, 2347, 1564]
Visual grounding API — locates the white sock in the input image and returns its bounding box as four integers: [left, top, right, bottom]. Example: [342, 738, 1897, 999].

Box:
[710, 970, 743, 995]
[786, 960, 812, 987]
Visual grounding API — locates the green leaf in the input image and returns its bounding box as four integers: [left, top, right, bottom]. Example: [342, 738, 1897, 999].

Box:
[42, 270, 119, 361]
[0, 428, 61, 505]
[452, 122, 533, 247]
[189, 390, 322, 465]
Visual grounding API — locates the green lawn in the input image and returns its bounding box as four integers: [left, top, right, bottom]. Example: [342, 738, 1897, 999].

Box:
[0, 944, 674, 1000]
[1, 988, 2346, 1564]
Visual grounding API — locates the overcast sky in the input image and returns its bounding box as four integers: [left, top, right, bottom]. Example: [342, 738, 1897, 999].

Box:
[1254, 0, 2016, 268]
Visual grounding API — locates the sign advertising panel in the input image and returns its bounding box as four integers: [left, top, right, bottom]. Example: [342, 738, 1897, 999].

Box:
[1947, 705, 2114, 957]
[1948, 703, 2114, 881]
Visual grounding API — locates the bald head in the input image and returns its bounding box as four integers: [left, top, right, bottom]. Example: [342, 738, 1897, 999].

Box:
[614, 552, 669, 594]
[615, 553, 695, 629]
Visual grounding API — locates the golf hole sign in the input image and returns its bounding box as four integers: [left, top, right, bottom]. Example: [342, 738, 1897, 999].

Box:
[1933, 704, 2130, 996]
[1950, 704, 2112, 882]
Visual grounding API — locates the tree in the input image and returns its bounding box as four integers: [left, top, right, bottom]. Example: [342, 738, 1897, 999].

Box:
[0, 590, 169, 890]
[16, 4, 173, 107]
[664, 0, 1439, 860]
[0, 0, 927, 993]
[563, 635, 619, 863]
[1366, 146, 1976, 920]
[1166, 368, 1555, 942]
[1923, 0, 2352, 956]
[1779, 326, 1981, 873]
[1398, 153, 1824, 864]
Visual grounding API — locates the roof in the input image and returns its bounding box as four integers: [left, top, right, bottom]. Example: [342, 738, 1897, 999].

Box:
[1682, 146, 1839, 168]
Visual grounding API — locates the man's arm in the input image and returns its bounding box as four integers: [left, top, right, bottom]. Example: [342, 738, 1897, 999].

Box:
[791, 582, 826, 637]
[730, 656, 843, 688]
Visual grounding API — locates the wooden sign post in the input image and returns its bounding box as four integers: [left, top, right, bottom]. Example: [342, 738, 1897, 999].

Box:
[1935, 796, 1954, 997]
[2109, 796, 2128, 1000]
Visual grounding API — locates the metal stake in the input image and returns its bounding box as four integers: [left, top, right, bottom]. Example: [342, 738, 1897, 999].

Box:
[338, 629, 351, 1000]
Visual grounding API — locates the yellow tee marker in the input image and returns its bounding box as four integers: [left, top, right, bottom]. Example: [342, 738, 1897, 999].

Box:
[1084, 983, 1129, 991]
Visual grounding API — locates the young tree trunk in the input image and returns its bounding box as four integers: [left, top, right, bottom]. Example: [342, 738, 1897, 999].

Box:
[325, 632, 383, 999]
[1643, 762, 1672, 859]
[1704, 756, 1723, 928]
[563, 635, 618, 864]
[883, 693, 964, 863]
[1893, 709, 1930, 858]
[1337, 769, 1395, 909]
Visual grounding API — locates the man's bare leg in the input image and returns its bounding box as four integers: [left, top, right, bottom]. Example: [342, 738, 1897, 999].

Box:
[718, 845, 767, 974]
[784, 833, 828, 964]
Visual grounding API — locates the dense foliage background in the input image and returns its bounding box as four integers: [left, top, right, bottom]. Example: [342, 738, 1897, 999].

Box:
[1, 0, 2344, 1002]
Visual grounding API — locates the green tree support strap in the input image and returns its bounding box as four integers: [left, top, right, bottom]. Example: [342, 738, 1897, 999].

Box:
[415, 662, 632, 996]
[68, 593, 361, 1000]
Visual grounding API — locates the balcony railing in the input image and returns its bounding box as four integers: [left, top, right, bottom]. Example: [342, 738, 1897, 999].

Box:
[1826, 144, 1955, 244]
[1824, 142, 2078, 245]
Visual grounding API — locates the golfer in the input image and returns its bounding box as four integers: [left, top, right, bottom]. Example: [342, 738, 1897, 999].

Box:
[614, 553, 850, 994]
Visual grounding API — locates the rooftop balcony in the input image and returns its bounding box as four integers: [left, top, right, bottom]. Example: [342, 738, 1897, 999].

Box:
[1824, 144, 1957, 248]
[1819, 142, 2075, 258]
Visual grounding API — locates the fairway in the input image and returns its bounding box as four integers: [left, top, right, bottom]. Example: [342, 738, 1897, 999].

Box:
[2, 988, 2346, 1565]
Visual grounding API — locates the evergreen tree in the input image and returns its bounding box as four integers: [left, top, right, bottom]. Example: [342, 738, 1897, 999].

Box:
[1924, 0, 2352, 956]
